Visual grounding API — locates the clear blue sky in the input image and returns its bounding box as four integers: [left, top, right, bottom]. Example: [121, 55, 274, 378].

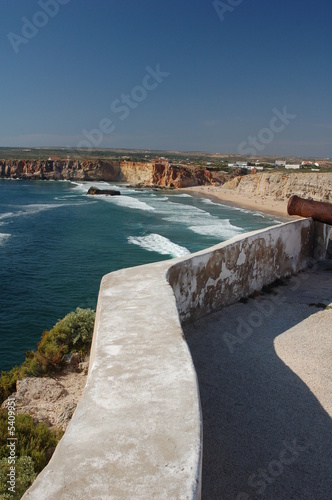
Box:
[1, 0, 332, 157]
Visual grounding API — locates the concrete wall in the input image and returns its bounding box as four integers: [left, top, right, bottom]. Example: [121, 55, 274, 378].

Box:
[167, 219, 330, 323]
[23, 219, 330, 500]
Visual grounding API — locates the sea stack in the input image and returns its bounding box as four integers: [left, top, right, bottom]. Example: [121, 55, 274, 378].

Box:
[87, 186, 121, 196]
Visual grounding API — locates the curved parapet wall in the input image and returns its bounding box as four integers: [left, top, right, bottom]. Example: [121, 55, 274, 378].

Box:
[23, 219, 330, 499]
[167, 219, 330, 323]
[24, 259, 203, 500]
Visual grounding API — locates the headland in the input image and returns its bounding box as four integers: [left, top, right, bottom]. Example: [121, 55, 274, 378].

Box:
[186, 171, 332, 217]
[1, 152, 332, 219]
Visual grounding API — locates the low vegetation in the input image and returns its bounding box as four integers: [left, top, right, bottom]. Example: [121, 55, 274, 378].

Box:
[0, 307, 95, 405]
[0, 412, 62, 473]
[0, 412, 63, 499]
[0, 456, 36, 500]
[0, 308, 95, 498]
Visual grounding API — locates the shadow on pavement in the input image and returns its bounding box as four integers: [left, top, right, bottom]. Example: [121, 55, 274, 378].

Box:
[184, 262, 332, 500]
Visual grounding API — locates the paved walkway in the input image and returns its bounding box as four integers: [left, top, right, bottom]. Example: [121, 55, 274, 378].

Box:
[184, 260, 332, 500]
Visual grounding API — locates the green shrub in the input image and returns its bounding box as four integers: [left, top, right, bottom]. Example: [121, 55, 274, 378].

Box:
[19, 351, 42, 378]
[0, 411, 62, 474]
[0, 307, 94, 497]
[0, 368, 20, 405]
[0, 456, 36, 500]
[51, 307, 96, 350]
[37, 307, 95, 358]
[0, 308, 95, 405]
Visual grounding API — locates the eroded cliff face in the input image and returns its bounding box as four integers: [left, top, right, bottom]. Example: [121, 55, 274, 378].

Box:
[222, 172, 332, 202]
[119, 161, 213, 187]
[118, 161, 156, 185]
[151, 163, 214, 188]
[0, 159, 214, 188]
[0, 159, 121, 181]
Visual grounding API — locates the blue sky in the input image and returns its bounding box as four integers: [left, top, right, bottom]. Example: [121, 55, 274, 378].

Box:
[1, 0, 332, 157]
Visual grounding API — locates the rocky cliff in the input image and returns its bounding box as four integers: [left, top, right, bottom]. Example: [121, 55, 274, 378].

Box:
[1, 358, 89, 431]
[0, 159, 121, 182]
[222, 172, 332, 202]
[0, 159, 214, 188]
[119, 161, 214, 187]
[151, 163, 214, 188]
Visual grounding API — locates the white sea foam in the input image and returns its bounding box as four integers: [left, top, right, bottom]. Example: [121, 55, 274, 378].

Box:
[0, 203, 81, 224]
[165, 213, 213, 225]
[0, 212, 16, 221]
[23, 203, 69, 215]
[189, 219, 243, 239]
[102, 195, 155, 212]
[160, 202, 214, 226]
[70, 181, 111, 194]
[70, 181, 119, 193]
[169, 193, 193, 198]
[153, 196, 169, 201]
[128, 233, 190, 257]
[55, 195, 81, 200]
[151, 199, 207, 217]
[70, 181, 137, 196]
[70, 182, 86, 192]
[139, 197, 245, 241]
[0, 233, 11, 246]
[201, 198, 218, 205]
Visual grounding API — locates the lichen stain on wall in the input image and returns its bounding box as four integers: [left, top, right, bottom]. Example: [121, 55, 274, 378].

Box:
[167, 220, 328, 324]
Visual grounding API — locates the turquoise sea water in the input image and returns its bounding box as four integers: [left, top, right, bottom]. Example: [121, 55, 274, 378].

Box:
[0, 180, 282, 371]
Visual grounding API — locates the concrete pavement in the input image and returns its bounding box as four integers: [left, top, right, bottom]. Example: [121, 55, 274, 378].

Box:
[184, 260, 332, 500]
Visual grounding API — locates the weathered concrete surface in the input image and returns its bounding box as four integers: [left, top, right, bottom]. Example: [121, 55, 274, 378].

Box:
[168, 219, 330, 322]
[24, 260, 202, 500]
[23, 219, 330, 499]
[184, 260, 332, 499]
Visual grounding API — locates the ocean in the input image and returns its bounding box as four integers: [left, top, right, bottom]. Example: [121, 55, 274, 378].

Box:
[0, 180, 281, 371]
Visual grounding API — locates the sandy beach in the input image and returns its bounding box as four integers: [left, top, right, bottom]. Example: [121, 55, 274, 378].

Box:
[184, 185, 291, 218]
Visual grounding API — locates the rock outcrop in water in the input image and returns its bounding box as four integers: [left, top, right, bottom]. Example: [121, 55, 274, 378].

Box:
[87, 186, 121, 196]
[0, 159, 214, 188]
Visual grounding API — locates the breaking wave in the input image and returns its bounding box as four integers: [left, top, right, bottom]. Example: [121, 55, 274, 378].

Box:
[0, 203, 81, 223]
[102, 195, 155, 212]
[168, 193, 193, 198]
[128, 233, 190, 257]
[189, 219, 243, 239]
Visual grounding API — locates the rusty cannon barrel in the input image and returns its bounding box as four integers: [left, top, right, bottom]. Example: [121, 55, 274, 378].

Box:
[287, 195, 332, 225]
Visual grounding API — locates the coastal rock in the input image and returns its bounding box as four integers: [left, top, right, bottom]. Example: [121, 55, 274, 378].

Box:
[56, 403, 77, 428]
[151, 163, 214, 188]
[87, 186, 121, 196]
[119, 161, 214, 188]
[78, 360, 89, 375]
[222, 172, 332, 203]
[1, 358, 89, 430]
[0, 159, 214, 188]
[0, 159, 121, 182]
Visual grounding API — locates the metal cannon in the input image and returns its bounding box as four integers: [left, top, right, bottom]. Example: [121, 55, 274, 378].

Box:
[287, 195, 332, 225]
